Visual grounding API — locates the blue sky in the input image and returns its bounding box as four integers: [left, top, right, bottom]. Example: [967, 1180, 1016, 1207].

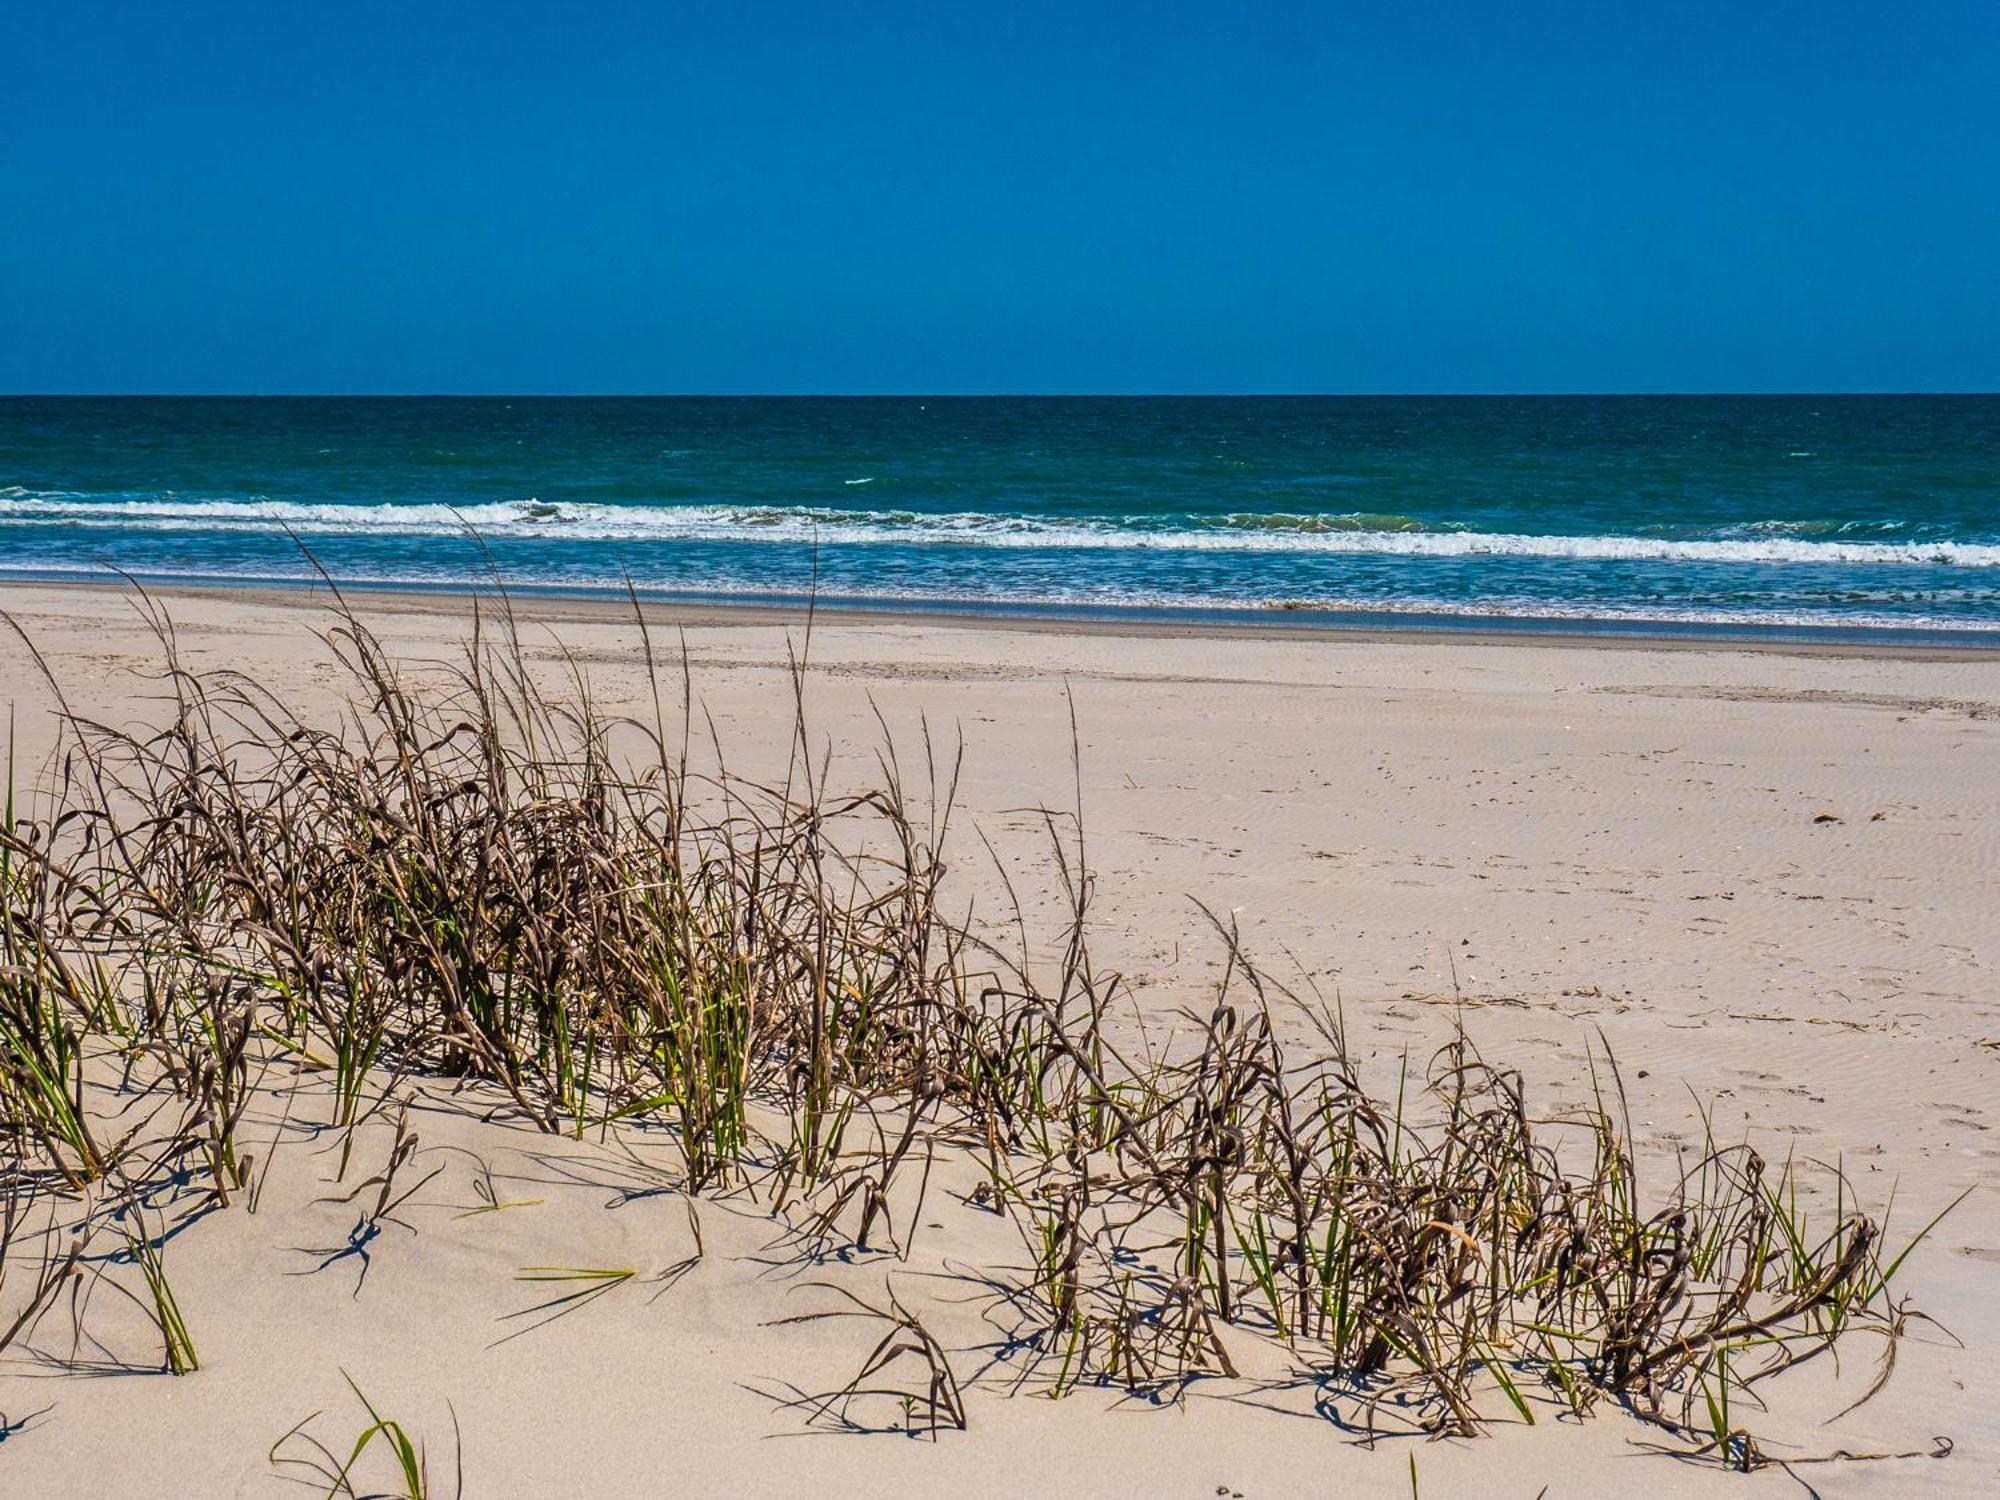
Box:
[3, 1, 1996, 393]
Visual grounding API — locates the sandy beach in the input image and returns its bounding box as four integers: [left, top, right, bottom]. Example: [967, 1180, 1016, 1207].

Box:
[3, 579, 1997, 1497]
[13, 0, 1999, 1491]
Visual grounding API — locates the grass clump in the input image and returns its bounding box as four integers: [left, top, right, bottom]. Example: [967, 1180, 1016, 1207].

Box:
[270, 1371, 459, 1500]
[121, 1214, 198, 1376]
[771, 1282, 968, 1438]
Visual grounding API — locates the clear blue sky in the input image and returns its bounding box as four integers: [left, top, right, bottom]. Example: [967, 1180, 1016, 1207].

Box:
[3, 1, 1996, 393]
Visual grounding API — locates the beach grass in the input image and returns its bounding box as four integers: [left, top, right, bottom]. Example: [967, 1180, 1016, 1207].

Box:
[270, 1371, 458, 1500]
[0, 583, 1959, 1473]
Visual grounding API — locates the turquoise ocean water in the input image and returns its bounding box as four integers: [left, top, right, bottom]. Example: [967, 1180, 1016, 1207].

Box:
[2, 396, 1996, 640]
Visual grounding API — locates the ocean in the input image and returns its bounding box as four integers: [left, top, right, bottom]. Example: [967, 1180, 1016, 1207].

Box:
[2, 395, 1996, 640]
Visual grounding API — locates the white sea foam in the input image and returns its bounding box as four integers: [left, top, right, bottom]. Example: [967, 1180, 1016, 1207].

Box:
[2, 493, 1997, 566]
[1, 557, 1994, 636]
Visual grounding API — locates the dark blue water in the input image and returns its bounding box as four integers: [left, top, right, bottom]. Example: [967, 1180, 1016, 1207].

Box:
[2, 396, 1996, 634]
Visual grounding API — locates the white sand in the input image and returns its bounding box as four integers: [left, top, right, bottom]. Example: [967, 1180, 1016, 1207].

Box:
[2, 582, 1996, 1496]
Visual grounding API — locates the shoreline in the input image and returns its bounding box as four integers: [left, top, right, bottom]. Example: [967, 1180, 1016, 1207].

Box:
[7, 572, 2000, 659]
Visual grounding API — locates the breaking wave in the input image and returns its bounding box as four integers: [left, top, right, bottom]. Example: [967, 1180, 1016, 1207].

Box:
[2, 491, 1997, 567]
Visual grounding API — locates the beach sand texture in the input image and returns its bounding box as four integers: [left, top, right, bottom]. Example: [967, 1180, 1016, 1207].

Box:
[2, 582, 1997, 1497]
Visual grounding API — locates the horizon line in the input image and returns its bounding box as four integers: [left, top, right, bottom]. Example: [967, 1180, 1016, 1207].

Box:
[6, 389, 2000, 400]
